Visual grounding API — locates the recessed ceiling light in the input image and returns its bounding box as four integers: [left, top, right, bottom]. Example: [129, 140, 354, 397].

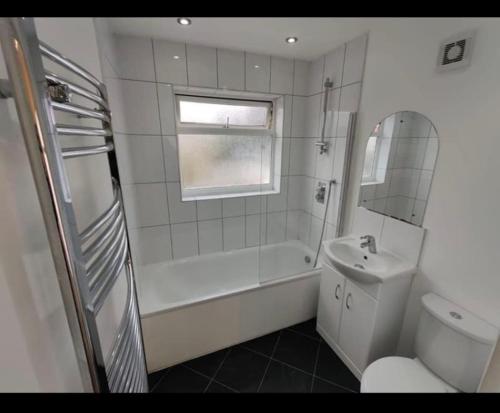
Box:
[286, 36, 298, 44]
[177, 18, 191, 26]
[254, 65, 260, 69]
[173, 55, 180, 60]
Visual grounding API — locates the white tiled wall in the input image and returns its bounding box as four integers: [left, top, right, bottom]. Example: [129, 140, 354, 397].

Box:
[104, 33, 368, 267]
[352, 207, 425, 266]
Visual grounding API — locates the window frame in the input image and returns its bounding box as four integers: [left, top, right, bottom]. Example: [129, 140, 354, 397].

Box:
[174, 93, 278, 201]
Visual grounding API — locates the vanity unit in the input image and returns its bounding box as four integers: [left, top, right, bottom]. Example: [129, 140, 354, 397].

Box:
[317, 110, 438, 380]
[316, 236, 416, 379]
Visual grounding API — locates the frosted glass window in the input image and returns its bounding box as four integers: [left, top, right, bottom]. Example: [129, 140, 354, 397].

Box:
[178, 96, 270, 128]
[175, 94, 277, 200]
[179, 134, 271, 189]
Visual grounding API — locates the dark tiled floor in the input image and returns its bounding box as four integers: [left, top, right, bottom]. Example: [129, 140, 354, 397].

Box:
[149, 318, 360, 393]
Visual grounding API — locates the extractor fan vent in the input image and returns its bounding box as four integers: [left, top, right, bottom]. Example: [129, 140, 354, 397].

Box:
[437, 30, 475, 72]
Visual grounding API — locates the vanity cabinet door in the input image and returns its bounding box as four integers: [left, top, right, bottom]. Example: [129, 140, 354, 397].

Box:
[338, 280, 377, 371]
[317, 263, 345, 343]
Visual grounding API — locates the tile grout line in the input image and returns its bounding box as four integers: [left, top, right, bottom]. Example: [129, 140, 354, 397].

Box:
[310, 339, 322, 392]
[149, 367, 172, 393]
[151, 38, 175, 260]
[256, 330, 282, 392]
[202, 347, 233, 393]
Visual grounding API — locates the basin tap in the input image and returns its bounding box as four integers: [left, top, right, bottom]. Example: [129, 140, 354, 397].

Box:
[360, 235, 377, 254]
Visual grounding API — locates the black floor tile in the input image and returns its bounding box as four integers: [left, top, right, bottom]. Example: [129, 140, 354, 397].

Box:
[287, 318, 321, 341]
[239, 331, 280, 356]
[182, 348, 229, 377]
[259, 360, 313, 393]
[147, 369, 167, 390]
[152, 365, 210, 393]
[312, 377, 351, 393]
[315, 342, 360, 392]
[205, 381, 237, 393]
[214, 347, 269, 393]
[273, 330, 319, 374]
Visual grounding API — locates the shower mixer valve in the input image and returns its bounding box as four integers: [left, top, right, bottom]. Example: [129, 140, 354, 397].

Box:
[315, 182, 327, 204]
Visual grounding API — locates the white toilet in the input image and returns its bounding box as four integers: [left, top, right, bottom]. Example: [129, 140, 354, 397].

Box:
[361, 293, 498, 392]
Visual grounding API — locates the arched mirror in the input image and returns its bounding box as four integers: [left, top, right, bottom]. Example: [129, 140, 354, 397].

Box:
[358, 111, 439, 227]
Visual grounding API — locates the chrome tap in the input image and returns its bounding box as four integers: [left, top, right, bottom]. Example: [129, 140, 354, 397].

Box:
[360, 235, 377, 254]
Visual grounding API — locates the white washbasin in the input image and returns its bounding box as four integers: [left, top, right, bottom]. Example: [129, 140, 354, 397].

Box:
[322, 236, 416, 284]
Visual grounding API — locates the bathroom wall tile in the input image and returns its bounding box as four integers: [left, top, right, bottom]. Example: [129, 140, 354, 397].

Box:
[307, 56, 325, 96]
[305, 93, 322, 138]
[282, 95, 293, 137]
[153, 39, 188, 85]
[115, 134, 165, 184]
[315, 138, 335, 180]
[416, 170, 433, 200]
[338, 82, 362, 115]
[245, 214, 266, 247]
[197, 199, 222, 221]
[166, 182, 196, 223]
[332, 138, 346, 184]
[122, 183, 169, 228]
[289, 138, 305, 175]
[222, 197, 245, 217]
[245, 195, 266, 215]
[285, 210, 300, 240]
[198, 219, 223, 254]
[186, 44, 217, 88]
[351, 206, 384, 239]
[270, 57, 294, 95]
[308, 215, 323, 252]
[298, 211, 312, 245]
[129, 225, 172, 265]
[223, 216, 245, 250]
[280, 138, 291, 175]
[217, 48, 245, 90]
[291, 96, 307, 137]
[162, 135, 180, 182]
[324, 44, 345, 87]
[113, 35, 155, 81]
[107, 79, 160, 135]
[319, 87, 340, 139]
[171, 222, 199, 259]
[245, 53, 270, 92]
[267, 177, 288, 212]
[342, 34, 367, 86]
[157, 83, 176, 135]
[380, 216, 425, 264]
[300, 177, 315, 214]
[267, 212, 287, 244]
[287, 176, 302, 210]
[303, 140, 318, 177]
[293, 60, 309, 96]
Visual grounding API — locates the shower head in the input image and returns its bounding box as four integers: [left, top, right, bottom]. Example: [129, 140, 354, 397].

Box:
[324, 78, 333, 88]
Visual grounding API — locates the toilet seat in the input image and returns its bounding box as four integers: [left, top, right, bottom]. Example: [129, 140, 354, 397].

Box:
[361, 357, 457, 393]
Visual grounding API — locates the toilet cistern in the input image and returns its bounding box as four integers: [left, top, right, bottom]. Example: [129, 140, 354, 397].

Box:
[360, 235, 377, 254]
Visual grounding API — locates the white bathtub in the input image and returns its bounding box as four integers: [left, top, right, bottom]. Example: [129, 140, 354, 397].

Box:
[137, 240, 321, 372]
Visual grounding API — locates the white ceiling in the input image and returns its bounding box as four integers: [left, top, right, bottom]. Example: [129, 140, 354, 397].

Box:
[107, 17, 380, 61]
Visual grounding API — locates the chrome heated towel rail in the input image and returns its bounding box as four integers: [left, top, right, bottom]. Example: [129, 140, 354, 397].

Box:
[0, 18, 148, 392]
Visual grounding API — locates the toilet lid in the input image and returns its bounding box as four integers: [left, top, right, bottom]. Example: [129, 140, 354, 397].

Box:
[361, 357, 457, 393]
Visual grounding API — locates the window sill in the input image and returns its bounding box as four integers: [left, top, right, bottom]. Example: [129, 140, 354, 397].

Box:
[182, 189, 279, 202]
[360, 180, 384, 187]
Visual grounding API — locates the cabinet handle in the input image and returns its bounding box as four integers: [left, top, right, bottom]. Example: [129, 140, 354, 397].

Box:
[334, 284, 341, 300]
[346, 293, 352, 310]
